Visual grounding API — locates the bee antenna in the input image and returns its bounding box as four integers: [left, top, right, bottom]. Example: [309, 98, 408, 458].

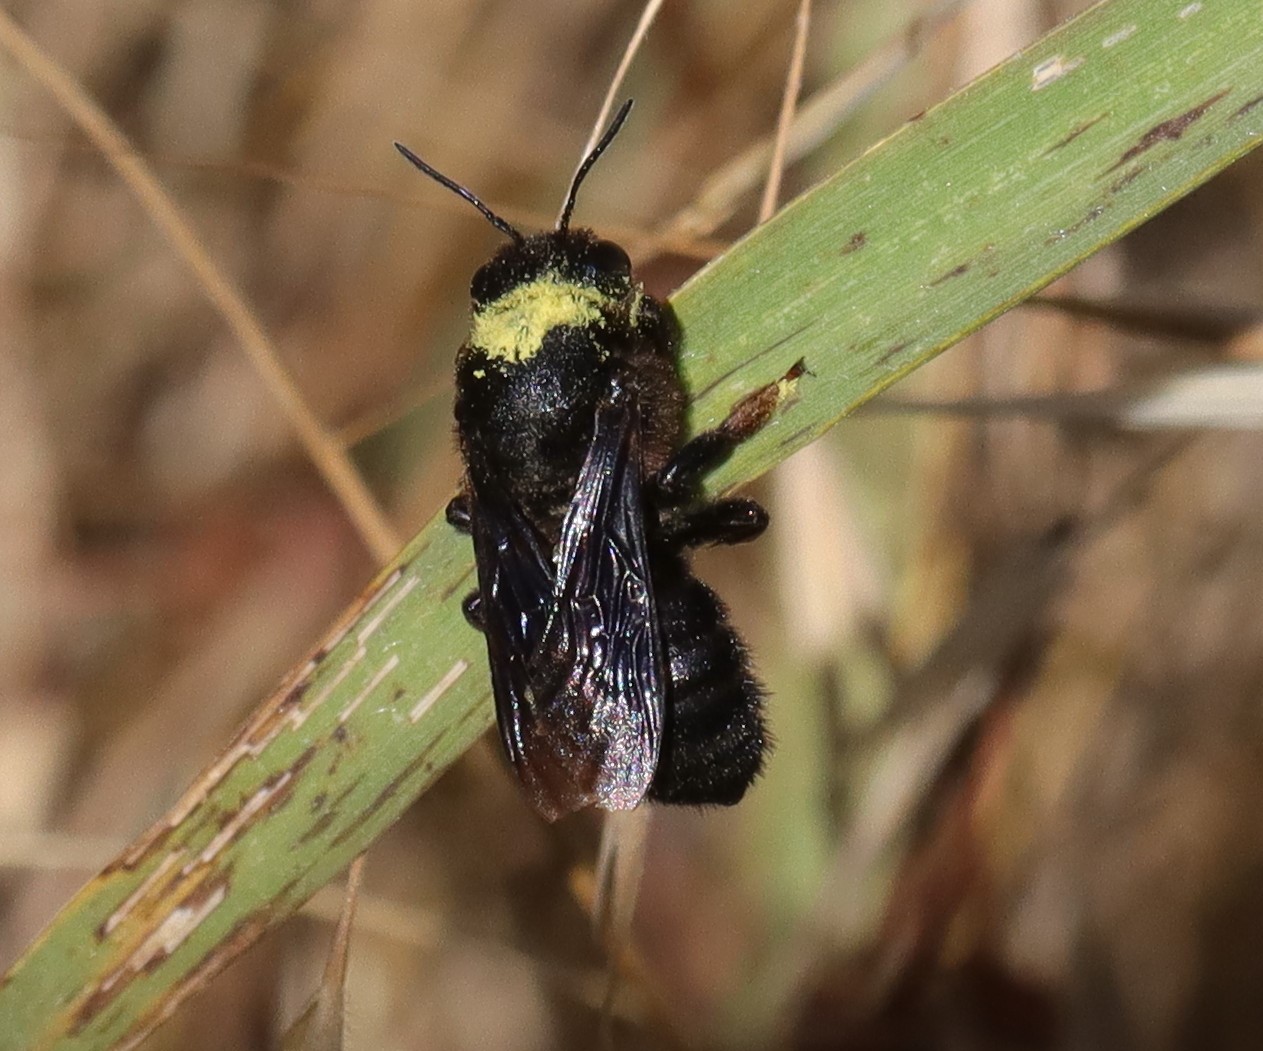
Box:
[394, 142, 525, 245]
[558, 99, 634, 234]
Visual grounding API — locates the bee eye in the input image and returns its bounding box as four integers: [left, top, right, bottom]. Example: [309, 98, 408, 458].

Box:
[471, 261, 512, 305]
[589, 239, 632, 278]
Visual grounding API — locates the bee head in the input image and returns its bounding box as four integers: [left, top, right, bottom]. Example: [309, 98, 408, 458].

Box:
[469, 229, 632, 307]
[395, 100, 636, 308]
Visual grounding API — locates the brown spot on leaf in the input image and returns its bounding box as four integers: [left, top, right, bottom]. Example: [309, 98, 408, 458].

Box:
[779, 423, 816, 452]
[440, 562, 476, 602]
[72, 985, 118, 1034]
[289, 746, 318, 779]
[117, 911, 272, 1051]
[327, 717, 470, 849]
[325, 727, 358, 777]
[275, 876, 303, 903]
[1108, 90, 1229, 171]
[242, 673, 320, 751]
[877, 341, 911, 365]
[297, 810, 338, 846]
[74, 875, 233, 1033]
[109, 823, 175, 875]
[841, 232, 868, 254]
[1109, 167, 1142, 195]
[1045, 113, 1107, 153]
[332, 751, 436, 848]
[316, 776, 366, 837]
[930, 263, 970, 286]
[1044, 204, 1107, 245]
[1081, 204, 1106, 227]
[281, 680, 309, 708]
[1233, 94, 1263, 120]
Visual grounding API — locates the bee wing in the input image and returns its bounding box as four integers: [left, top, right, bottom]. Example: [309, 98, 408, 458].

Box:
[467, 389, 666, 822]
[465, 449, 555, 786]
[530, 387, 666, 817]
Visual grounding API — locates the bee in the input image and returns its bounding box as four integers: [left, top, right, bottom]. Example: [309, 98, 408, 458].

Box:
[397, 102, 796, 821]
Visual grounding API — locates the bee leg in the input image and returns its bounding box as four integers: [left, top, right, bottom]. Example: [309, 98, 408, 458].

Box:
[651, 431, 737, 506]
[446, 493, 472, 533]
[652, 360, 807, 505]
[461, 591, 485, 632]
[449, 496, 485, 632]
[660, 498, 768, 549]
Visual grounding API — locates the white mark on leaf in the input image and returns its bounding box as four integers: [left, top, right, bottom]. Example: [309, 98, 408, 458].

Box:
[1032, 55, 1084, 91]
[357, 576, 418, 645]
[339, 654, 400, 723]
[102, 851, 186, 936]
[96, 882, 227, 998]
[184, 772, 293, 872]
[1103, 24, 1138, 47]
[409, 659, 470, 723]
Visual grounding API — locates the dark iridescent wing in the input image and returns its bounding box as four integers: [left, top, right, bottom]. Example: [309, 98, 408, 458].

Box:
[529, 387, 666, 816]
[464, 447, 554, 785]
[468, 388, 666, 821]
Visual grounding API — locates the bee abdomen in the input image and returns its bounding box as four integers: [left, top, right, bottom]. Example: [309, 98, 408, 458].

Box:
[649, 561, 766, 806]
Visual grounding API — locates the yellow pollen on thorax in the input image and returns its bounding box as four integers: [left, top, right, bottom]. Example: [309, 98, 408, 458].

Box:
[470, 276, 612, 364]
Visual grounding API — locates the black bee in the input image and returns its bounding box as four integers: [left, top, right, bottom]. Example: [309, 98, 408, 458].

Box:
[397, 102, 794, 821]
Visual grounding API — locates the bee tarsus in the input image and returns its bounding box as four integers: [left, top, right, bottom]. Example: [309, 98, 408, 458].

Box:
[445, 494, 472, 532]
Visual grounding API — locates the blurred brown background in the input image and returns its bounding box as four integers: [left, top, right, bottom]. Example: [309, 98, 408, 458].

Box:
[3, 0, 1263, 1048]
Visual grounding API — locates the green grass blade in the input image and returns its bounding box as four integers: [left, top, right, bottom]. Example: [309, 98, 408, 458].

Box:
[681, 0, 1263, 494]
[2, 0, 1260, 1046]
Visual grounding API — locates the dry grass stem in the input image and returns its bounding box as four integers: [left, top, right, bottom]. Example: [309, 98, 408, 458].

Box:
[0, 8, 400, 564]
[653, 0, 972, 249]
[760, 0, 813, 223]
[563, 0, 669, 228]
